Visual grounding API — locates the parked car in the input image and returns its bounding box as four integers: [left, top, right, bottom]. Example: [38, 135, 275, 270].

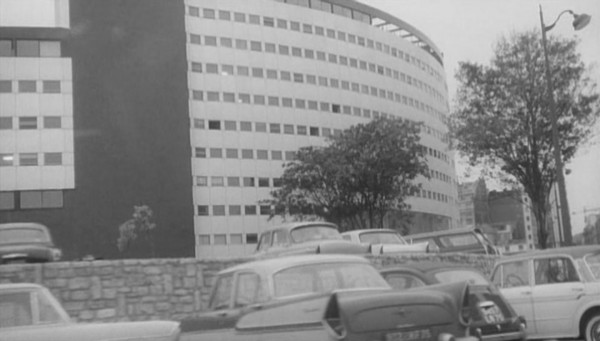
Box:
[254, 221, 370, 257]
[491, 245, 600, 341]
[181, 254, 481, 341]
[380, 262, 527, 341]
[0, 222, 62, 264]
[405, 227, 500, 255]
[0, 283, 180, 341]
[341, 228, 432, 254]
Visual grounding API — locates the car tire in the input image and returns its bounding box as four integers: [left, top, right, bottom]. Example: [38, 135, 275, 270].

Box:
[584, 314, 600, 341]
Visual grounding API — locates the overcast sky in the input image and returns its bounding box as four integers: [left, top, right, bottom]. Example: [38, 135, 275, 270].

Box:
[363, 0, 600, 234]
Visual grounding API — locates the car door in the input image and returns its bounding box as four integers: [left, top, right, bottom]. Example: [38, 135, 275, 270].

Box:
[530, 256, 583, 338]
[491, 260, 537, 335]
[201, 273, 239, 331]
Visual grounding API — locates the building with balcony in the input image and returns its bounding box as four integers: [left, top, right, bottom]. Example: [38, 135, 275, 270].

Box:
[1, 0, 458, 259]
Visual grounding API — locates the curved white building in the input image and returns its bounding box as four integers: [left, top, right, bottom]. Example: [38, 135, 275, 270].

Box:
[186, 0, 459, 258]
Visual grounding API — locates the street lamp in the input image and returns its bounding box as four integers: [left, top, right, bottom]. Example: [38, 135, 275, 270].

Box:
[539, 6, 591, 246]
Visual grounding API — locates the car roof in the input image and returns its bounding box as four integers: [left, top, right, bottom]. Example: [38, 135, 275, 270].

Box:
[219, 254, 369, 275]
[341, 229, 397, 236]
[0, 222, 49, 231]
[260, 221, 338, 233]
[406, 227, 480, 239]
[498, 245, 600, 261]
[0, 283, 44, 290]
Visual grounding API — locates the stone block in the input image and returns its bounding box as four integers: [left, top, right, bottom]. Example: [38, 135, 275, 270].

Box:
[96, 308, 116, 319]
[71, 290, 90, 300]
[68, 277, 91, 290]
[144, 266, 162, 275]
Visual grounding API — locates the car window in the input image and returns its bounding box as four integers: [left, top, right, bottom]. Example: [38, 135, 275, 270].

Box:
[438, 233, 480, 248]
[434, 269, 489, 285]
[384, 273, 426, 290]
[257, 232, 272, 251]
[584, 253, 600, 280]
[209, 274, 234, 310]
[272, 262, 389, 298]
[358, 231, 406, 244]
[36, 291, 63, 324]
[0, 228, 50, 244]
[272, 230, 289, 246]
[290, 225, 342, 243]
[534, 257, 579, 285]
[0, 292, 32, 328]
[492, 260, 529, 288]
[234, 273, 265, 308]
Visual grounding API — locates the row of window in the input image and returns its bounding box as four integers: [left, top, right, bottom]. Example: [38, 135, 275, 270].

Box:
[191, 89, 448, 128]
[187, 5, 444, 83]
[188, 34, 445, 105]
[194, 116, 446, 145]
[0, 153, 64, 167]
[0, 190, 64, 210]
[197, 175, 281, 188]
[0, 116, 63, 130]
[0, 80, 62, 94]
[197, 233, 257, 246]
[195, 142, 450, 164]
[0, 40, 61, 58]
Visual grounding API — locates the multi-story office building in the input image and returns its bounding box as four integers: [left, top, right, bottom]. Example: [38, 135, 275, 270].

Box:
[0, 1, 73, 216]
[1, 0, 458, 259]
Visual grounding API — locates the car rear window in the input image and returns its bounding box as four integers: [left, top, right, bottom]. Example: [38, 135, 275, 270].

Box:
[438, 233, 480, 247]
[0, 228, 49, 244]
[273, 262, 389, 298]
[434, 269, 489, 285]
[358, 231, 406, 245]
[290, 225, 342, 243]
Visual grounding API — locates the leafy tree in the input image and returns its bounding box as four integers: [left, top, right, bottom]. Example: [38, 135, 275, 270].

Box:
[117, 205, 157, 256]
[452, 30, 598, 249]
[266, 117, 429, 231]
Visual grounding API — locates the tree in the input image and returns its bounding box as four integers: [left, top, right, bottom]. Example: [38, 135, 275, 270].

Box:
[117, 205, 157, 256]
[265, 117, 429, 231]
[452, 30, 598, 249]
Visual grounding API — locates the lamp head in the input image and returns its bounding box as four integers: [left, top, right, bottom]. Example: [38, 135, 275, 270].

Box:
[572, 13, 591, 30]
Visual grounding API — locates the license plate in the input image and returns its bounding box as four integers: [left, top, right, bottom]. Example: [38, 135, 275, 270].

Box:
[479, 301, 505, 324]
[385, 329, 431, 341]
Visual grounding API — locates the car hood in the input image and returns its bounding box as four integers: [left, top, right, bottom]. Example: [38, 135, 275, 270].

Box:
[1, 320, 180, 341]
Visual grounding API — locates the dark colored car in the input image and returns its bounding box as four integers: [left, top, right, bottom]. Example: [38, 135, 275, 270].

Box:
[405, 227, 500, 255]
[254, 221, 370, 257]
[380, 262, 526, 341]
[181, 254, 481, 341]
[0, 223, 62, 264]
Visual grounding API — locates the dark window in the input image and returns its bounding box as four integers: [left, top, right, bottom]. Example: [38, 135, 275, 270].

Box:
[246, 233, 258, 244]
[208, 120, 221, 130]
[18, 81, 36, 93]
[19, 117, 37, 130]
[0, 80, 11, 92]
[16, 40, 39, 57]
[245, 206, 257, 215]
[197, 205, 209, 216]
[43, 116, 61, 128]
[44, 153, 62, 165]
[42, 81, 60, 93]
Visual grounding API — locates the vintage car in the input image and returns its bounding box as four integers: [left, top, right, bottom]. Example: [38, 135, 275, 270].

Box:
[405, 227, 500, 255]
[181, 254, 482, 341]
[380, 262, 527, 341]
[341, 228, 432, 254]
[491, 245, 600, 341]
[0, 283, 181, 341]
[254, 221, 370, 257]
[0, 222, 62, 264]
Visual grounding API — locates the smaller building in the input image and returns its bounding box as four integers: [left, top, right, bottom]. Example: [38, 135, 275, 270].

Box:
[457, 178, 489, 227]
[582, 212, 600, 245]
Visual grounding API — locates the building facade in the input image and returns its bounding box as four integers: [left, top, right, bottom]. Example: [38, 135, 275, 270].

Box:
[488, 189, 537, 252]
[457, 178, 489, 227]
[1, 0, 458, 259]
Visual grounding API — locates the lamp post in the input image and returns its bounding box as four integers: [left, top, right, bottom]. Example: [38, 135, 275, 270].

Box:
[539, 6, 591, 246]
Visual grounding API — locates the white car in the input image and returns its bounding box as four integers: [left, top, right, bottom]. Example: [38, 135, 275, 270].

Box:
[341, 228, 432, 254]
[491, 245, 600, 341]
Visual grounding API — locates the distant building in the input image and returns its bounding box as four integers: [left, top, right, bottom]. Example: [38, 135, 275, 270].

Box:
[485, 189, 537, 253]
[582, 212, 600, 245]
[457, 178, 489, 227]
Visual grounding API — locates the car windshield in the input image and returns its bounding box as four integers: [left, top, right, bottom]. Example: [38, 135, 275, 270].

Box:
[584, 253, 600, 280]
[434, 269, 489, 285]
[0, 228, 50, 245]
[358, 231, 407, 244]
[273, 262, 389, 298]
[290, 225, 342, 243]
[438, 233, 480, 247]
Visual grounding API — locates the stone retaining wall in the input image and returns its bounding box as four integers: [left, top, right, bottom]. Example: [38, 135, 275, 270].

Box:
[0, 253, 497, 323]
